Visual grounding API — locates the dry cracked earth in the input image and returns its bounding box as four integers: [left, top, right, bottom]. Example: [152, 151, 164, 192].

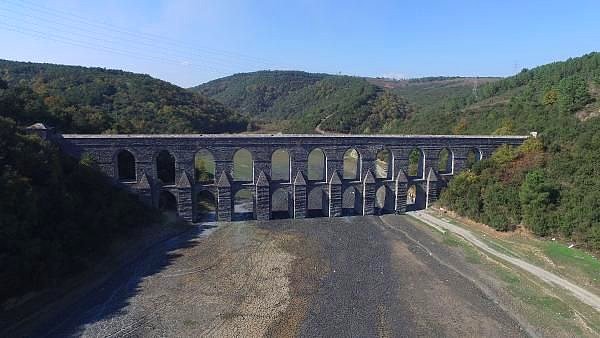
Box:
[23, 215, 531, 337]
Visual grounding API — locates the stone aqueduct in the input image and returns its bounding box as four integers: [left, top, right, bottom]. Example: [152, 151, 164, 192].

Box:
[43, 129, 527, 223]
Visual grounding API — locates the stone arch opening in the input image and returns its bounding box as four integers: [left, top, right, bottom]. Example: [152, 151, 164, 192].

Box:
[233, 188, 254, 220]
[233, 148, 253, 182]
[375, 185, 394, 214]
[159, 190, 177, 212]
[271, 188, 290, 219]
[156, 150, 175, 185]
[308, 148, 326, 181]
[116, 149, 136, 182]
[196, 190, 216, 222]
[195, 149, 215, 183]
[406, 184, 426, 211]
[438, 148, 454, 174]
[271, 149, 291, 181]
[342, 186, 361, 216]
[375, 149, 392, 179]
[408, 148, 425, 179]
[307, 186, 327, 217]
[466, 147, 482, 169]
[343, 148, 361, 180]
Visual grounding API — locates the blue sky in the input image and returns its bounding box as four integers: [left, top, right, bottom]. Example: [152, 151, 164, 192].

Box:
[1, 0, 599, 87]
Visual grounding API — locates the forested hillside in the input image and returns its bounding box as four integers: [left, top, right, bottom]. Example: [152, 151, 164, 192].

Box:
[0, 59, 248, 134]
[193, 71, 411, 133]
[0, 60, 248, 302]
[433, 52, 600, 251]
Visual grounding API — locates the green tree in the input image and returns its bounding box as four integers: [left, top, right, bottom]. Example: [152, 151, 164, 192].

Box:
[519, 170, 556, 235]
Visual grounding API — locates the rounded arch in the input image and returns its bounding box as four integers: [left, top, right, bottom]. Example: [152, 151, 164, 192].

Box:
[343, 148, 361, 180]
[375, 185, 394, 214]
[116, 149, 136, 181]
[408, 147, 425, 179]
[406, 184, 425, 211]
[438, 148, 454, 174]
[271, 149, 291, 181]
[196, 190, 216, 222]
[307, 148, 326, 181]
[307, 186, 327, 217]
[466, 147, 482, 169]
[342, 186, 361, 216]
[233, 188, 254, 220]
[195, 149, 215, 183]
[156, 150, 176, 185]
[375, 148, 392, 179]
[233, 148, 253, 182]
[159, 190, 177, 212]
[271, 188, 290, 219]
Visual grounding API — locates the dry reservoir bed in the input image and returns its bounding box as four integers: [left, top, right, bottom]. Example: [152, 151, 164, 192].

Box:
[23, 215, 584, 337]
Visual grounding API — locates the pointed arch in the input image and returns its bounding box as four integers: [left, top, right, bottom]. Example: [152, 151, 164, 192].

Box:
[408, 148, 425, 179]
[156, 150, 175, 185]
[375, 148, 392, 179]
[342, 186, 361, 215]
[195, 149, 215, 183]
[271, 149, 291, 181]
[466, 147, 482, 169]
[271, 188, 290, 219]
[196, 190, 217, 222]
[308, 148, 326, 181]
[438, 148, 454, 174]
[375, 185, 394, 214]
[307, 186, 327, 217]
[233, 148, 253, 182]
[343, 148, 361, 180]
[116, 149, 136, 181]
[233, 188, 254, 220]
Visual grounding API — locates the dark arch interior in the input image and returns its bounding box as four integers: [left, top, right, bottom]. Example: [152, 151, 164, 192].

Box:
[375, 185, 394, 214]
[466, 148, 482, 169]
[271, 188, 290, 219]
[117, 150, 136, 181]
[406, 184, 426, 211]
[196, 190, 217, 222]
[307, 187, 327, 217]
[233, 189, 254, 220]
[159, 190, 177, 212]
[157, 150, 176, 185]
[342, 186, 361, 216]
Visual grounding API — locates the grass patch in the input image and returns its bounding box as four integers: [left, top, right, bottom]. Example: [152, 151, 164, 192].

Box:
[441, 233, 481, 264]
[544, 242, 600, 282]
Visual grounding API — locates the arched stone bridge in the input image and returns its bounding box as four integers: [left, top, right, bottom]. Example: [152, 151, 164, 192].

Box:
[52, 131, 527, 222]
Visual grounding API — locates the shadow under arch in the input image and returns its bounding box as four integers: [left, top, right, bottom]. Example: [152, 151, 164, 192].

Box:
[196, 190, 217, 222]
[271, 188, 290, 219]
[115, 149, 136, 182]
[342, 186, 361, 216]
[307, 186, 328, 217]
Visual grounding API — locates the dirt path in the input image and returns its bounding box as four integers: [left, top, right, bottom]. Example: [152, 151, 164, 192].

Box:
[314, 113, 334, 134]
[410, 211, 600, 312]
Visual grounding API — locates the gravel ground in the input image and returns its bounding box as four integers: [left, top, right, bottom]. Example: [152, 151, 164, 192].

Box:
[16, 215, 529, 337]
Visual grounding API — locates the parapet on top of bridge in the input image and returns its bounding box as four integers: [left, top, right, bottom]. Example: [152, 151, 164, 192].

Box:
[33, 124, 528, 223]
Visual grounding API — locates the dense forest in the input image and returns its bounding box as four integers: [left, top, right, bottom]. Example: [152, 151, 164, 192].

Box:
[434, 52, 600, 251]
[0, 59, 248, 134]
[193, 71, 411, 133]
[0, 60, 250, 302]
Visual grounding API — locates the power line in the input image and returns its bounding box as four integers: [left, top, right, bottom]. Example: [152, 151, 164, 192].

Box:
[4, 0, 288, 70]
[0, 22, 229, 76]
[0, 4, 277, 73]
